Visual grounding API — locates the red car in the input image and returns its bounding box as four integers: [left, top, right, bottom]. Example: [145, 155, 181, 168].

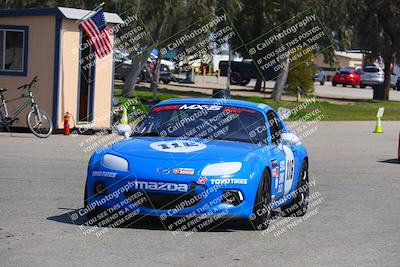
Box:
[332, 69, 361, 88]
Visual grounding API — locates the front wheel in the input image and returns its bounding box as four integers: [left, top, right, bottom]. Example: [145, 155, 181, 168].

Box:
[248, 170, 272, 230]
[240, 78, 251, 86]
[26, 108, 53, 138]
[281, 160, 309, 217]
[230, 71, 242, 85]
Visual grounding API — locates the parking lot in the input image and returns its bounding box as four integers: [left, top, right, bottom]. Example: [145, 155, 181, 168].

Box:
[157, 77, 400, 102]
[0, 121, 399, 266]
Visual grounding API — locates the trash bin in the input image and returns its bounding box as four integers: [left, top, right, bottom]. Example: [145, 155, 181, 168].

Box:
[372, 84, 385, 100]
[212, 89, 230, 98]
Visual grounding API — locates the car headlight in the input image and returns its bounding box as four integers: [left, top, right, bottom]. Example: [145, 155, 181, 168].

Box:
[201, 162, 242, 176]
[102, 154, 129, 171]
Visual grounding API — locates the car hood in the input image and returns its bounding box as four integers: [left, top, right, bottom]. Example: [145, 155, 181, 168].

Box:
[111, 137, 259, 161]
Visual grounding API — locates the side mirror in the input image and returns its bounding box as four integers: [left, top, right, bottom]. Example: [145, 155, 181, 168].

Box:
[115, 124, 132, 139]
[281, 133, 301, 146]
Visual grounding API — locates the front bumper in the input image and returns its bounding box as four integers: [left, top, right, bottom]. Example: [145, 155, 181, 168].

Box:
[361, 79, 383, 85]
[86, 175, 255, 220]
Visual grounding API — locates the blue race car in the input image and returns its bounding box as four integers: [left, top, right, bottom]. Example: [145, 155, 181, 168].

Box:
[83, 98, 309, 230]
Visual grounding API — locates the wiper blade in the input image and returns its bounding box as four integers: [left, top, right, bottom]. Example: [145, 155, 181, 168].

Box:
[132, 132, 162, 137]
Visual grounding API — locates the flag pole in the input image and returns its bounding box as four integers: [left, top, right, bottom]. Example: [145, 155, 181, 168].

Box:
[73, 2, 105, 26]
[60, 2, 106, 123]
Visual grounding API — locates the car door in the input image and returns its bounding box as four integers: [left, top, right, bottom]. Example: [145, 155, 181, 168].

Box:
[266, 110, 288, 199]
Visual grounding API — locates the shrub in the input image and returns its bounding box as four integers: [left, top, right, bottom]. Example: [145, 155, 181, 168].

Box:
[286, 54, 317, 95]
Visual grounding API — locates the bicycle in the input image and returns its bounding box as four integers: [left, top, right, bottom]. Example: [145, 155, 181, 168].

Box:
[0, 76, 53, 138]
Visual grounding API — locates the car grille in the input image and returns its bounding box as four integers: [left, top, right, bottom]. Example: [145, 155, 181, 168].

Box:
[124, 182, 204, 210]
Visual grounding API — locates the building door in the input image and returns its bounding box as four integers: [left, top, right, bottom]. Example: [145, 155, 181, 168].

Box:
[78, 32, 95, 122]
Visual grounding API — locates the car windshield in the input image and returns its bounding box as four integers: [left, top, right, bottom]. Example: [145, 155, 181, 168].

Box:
[363, 67, 380, 73]
[340, 71, 351, 74]
[160, 65, 169, 72]
[134, 104, 267, 144]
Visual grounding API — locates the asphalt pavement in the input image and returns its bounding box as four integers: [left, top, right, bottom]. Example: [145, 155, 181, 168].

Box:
[0, 121, 399, 266]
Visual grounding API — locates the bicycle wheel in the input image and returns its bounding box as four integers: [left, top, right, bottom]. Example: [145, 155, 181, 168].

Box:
[26, 108, 53, 138]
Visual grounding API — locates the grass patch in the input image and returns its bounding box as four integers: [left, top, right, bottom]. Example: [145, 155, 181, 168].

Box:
[114, 86, 400, 121]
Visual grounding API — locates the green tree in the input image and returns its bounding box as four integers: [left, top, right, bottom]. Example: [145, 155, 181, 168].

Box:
[317, 0, 400, 100]
[119, 0, 217, 97]
[350, 0, 400, 100]
[231, 0, 324, 100]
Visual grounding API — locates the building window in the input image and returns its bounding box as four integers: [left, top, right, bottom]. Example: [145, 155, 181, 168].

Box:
[0, 25, 28, 76]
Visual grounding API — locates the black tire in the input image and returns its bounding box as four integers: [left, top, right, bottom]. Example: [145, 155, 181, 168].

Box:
[281, 160, 309, 217]
[320, 80, 325, 85]
[332, 82, 336, 87]
[84, 181, 102, 222]
[230, 71, 242, 85]
[26, 108, 53, 138]
[360, 83, 366, 88]
[161, 79, 171, 84]
[84, 181, 89, 207]
[248, 170, 272, 230]
[240, 78, 251, 86]
[342, 84, 346, 87]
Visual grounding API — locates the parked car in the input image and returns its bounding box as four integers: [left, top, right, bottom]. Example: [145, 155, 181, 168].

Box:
[391, 69, 399, 89]
[219, 60, 277, 86]
[360, 65, 384, 88]
[140, 63, 175, 84]
[332, 68, 361, 87]
[114, 51, 175, 84]
[114, 51, 132, 82]
[219, 60, 259, 86]
[313, 69, 326, 85]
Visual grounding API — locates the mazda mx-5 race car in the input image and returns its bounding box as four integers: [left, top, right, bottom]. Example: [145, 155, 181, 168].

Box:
[83, 98, 309, 230]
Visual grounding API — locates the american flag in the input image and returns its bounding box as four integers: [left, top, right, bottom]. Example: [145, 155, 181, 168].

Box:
[79, 8, 113, 58]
